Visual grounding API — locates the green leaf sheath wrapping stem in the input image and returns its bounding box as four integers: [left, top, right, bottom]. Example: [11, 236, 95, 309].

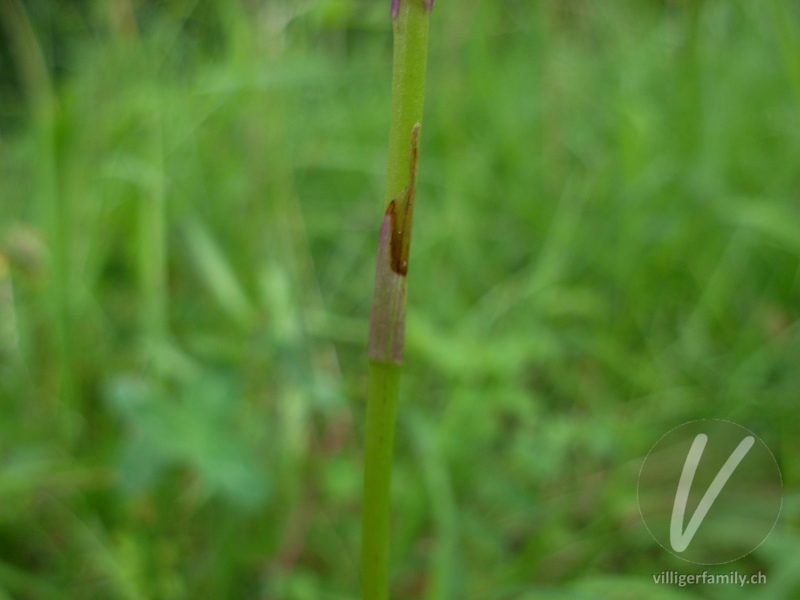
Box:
[367, 209, 407, 364]
[368, 124, 420, 364]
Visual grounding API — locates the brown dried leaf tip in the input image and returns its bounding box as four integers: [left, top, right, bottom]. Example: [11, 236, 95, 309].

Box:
[388, 123, 421, 276]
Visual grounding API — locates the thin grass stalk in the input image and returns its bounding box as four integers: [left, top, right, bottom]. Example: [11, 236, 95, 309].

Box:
[361, 1, 433, 599]
[138, 90, 168, 378]
[0, 0, 77, 418]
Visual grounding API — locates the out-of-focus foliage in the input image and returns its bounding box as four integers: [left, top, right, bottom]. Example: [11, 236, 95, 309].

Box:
[0, 0, 799, 599]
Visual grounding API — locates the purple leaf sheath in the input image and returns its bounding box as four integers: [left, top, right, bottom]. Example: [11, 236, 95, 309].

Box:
[391, 0, 434, 19]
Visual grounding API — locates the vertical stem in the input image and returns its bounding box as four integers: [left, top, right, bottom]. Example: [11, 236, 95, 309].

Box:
[362, 2, 432, 599]
[676, 0, 704, 161]
[384, 1, 431, 205]
[362, 361, 402, 600]
[138, 99, 168, 377]
[0, 0, 77, 419]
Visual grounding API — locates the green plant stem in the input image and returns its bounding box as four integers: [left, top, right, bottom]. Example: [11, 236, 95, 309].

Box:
[362, 360, 401, 600]
[362, 2, 431, 600]
[1, 0, 77, 419]
[138, 95, 168, 378]
[384, 1, 430, 204]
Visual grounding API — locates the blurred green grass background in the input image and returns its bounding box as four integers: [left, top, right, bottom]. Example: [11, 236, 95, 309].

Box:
[1, 0, 799, 598]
